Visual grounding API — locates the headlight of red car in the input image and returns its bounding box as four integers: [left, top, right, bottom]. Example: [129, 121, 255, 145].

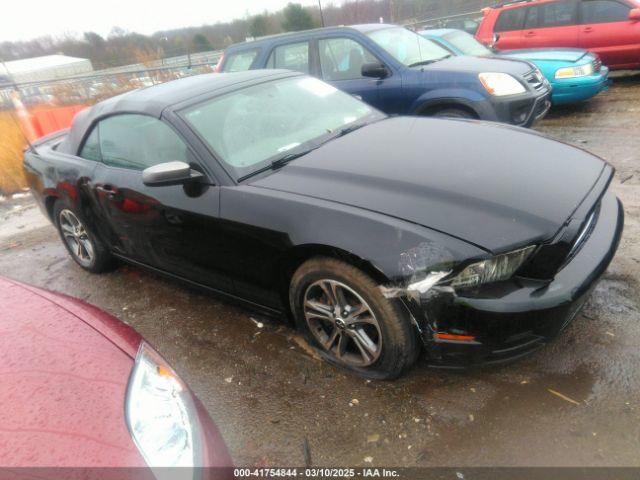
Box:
[126, 342, 202, 467]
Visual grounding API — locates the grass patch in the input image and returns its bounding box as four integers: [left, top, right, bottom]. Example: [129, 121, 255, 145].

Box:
[0, 111, 27, 195]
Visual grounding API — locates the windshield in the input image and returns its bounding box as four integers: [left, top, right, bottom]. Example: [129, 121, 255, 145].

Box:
[367, 27, 451, 66]
[443, 30, 492, 56]
[182, 76, 381, 181]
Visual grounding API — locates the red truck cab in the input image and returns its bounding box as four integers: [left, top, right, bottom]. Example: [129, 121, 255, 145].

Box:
[477, 0, 640, 70]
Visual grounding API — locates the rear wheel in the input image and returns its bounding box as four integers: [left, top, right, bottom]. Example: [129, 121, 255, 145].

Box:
[290, 257, 419, 379]
[53, 200, 115, 273]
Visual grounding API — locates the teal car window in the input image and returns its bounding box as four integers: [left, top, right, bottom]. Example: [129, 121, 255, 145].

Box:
[367, 27, 450, 66]
[442, 31, 492, 56]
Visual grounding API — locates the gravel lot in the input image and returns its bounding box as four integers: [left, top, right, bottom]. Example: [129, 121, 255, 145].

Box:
[1, 73, 639, 468]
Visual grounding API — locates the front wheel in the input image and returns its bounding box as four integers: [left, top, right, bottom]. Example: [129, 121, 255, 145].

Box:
[290, 257, 419, 379]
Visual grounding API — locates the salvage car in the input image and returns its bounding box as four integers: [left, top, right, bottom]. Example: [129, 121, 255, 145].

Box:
[421, 28, 610, 105]
[24, 70, 623, 379]
[476, 0, 640, 70]
[0, 275, 232, 469]
[217, 24, 551, 127]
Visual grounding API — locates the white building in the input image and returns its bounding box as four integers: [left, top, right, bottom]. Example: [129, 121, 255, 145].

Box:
[0, 55, 93, 84]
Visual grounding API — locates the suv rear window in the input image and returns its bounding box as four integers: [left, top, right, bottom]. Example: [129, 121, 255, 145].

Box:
[495, 8, 527, 32]
[221, 50, 259, 72]
[524, 0, 578, 29]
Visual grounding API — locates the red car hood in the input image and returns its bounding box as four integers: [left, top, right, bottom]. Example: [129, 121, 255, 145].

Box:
[0, 277, 145, 467]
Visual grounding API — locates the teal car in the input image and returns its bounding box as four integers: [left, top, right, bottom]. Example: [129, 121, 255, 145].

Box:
[420, 29, 610, 106]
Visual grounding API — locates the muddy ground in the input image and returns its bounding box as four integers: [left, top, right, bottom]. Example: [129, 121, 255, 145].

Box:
[1, 74, 639, 468]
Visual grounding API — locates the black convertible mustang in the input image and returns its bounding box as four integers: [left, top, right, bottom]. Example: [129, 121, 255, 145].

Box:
[24, 70, 623, 379]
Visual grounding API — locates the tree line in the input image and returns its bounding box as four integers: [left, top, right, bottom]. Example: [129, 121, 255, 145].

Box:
[0, 0, 494, 69]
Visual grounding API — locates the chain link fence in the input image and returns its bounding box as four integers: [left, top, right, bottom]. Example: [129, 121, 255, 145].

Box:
[0, 58, 219, 196]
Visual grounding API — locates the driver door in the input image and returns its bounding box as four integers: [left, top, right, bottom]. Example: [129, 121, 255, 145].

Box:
[83, 113, 233, 293]
[317, 37, 380, 107]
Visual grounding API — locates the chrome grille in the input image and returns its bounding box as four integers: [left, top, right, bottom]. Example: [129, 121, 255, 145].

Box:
[524, 70, 545, 91]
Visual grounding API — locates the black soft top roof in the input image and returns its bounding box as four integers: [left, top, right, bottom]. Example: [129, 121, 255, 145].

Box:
[59, 69, 299, 155]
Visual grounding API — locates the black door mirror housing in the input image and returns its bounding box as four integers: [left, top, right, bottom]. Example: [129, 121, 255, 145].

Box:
[142, 161, 204, 186]
[361, 62, 389, 79]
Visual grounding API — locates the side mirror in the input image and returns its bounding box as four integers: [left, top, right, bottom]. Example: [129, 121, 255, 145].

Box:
[142, 161, 204, 187]
[489, 33, 500, 49]
[361, 62, 389, 79]
[629, 8, 640, 21]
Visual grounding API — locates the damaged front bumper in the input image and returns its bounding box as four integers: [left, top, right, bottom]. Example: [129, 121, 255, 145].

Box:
[404, 192, 624, 368]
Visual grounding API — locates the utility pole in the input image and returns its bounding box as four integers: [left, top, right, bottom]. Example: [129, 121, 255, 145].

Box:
[318, 0, 325, 27]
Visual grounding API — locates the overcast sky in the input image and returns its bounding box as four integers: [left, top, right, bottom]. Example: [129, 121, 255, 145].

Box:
[0, 0, 327, 42]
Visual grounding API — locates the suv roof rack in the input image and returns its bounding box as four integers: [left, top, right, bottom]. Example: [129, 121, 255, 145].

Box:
[489, 0, 540, 8]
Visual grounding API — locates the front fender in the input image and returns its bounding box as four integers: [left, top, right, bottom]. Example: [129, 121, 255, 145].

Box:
[222, 186, 486, 287]
[410, 88, 487, 115]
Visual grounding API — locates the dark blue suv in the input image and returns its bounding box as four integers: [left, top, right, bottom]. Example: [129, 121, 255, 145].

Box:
[217, 24, 552, 127]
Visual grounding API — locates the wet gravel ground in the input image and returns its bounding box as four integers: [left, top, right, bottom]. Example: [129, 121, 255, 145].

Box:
[1, 73, 639, 468]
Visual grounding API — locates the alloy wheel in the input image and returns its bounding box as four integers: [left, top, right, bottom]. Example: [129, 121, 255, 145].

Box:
[59, 209, 95, 267]
[303, 279, 382, 367]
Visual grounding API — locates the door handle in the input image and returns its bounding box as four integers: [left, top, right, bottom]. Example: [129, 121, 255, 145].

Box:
[96, 184, 117, 198]
[583, 26, 594, 33]
[525, 31, 536, 37]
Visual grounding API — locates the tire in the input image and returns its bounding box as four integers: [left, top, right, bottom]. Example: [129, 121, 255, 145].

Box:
[289, 257, 419, 380]
[53, 200, 116, 273]
[431, 108, 475, 119]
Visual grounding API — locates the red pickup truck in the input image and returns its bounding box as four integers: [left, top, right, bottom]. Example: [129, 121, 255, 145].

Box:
[476, 0, 640, 70]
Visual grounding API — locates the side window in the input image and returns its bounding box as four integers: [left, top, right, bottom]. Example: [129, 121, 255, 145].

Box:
[580, 0, 630, 23]
[97, 114, 190, 171]
[267, 42, 310, 73]
[222, 50, 258, 72]
[79, 126, 101, 161]
[495, 8, 527, 32]
[525, 0, 578, 28]
[318, 38, 378, 81]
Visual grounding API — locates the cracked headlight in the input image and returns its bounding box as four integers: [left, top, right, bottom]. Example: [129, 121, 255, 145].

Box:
[478, 72, 526, 96]
[555, 63, 594, 79]
[451, 246, 536, 289]
[126, 342, 201, 467]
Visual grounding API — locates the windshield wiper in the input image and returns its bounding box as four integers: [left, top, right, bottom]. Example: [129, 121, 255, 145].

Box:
[333, 122, 368, 138]
[408, 55, 452, 68]
[237, 149, 315, 183]
[236, 120, 377, 183]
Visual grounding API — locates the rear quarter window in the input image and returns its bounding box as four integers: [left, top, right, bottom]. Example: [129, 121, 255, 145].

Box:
[222, 49, 259, 72]
[495, 7, 527, 32]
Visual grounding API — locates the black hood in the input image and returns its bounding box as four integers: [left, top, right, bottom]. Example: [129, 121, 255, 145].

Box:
[251, 117, 606, 253]
[425, 54, 534, 77]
